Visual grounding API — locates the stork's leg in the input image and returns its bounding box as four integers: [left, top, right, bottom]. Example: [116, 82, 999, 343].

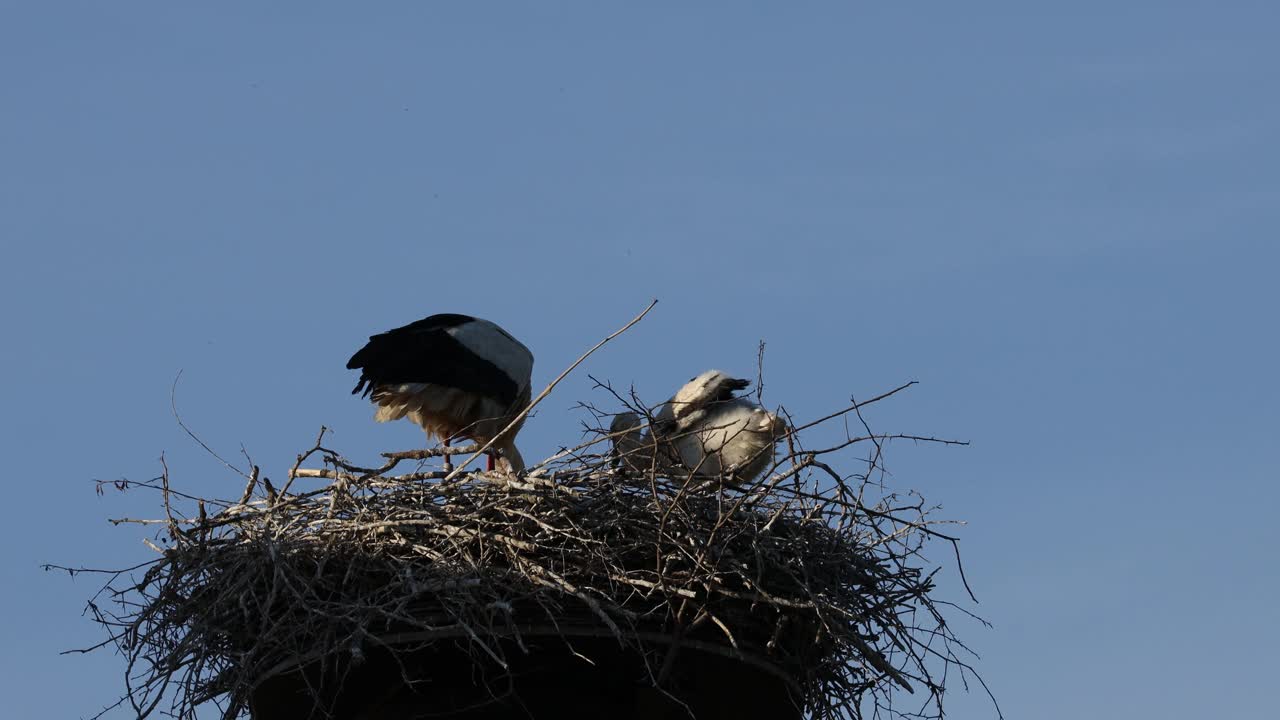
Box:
[486, 453, 496, 472]
[441, 435, 453, 473]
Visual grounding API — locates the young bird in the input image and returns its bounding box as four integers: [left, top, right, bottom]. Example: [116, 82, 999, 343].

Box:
[611, 370, 787, 486]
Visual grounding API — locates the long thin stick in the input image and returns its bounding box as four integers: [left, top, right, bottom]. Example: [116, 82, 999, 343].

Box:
[170, 371, 250, 480]
[444, 299, 659, 481]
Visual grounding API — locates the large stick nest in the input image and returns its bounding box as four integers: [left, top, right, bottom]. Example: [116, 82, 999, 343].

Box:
[63, 382, 989, 719]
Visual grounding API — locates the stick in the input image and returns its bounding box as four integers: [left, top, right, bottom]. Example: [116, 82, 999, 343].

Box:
[170, 370, 250, 479]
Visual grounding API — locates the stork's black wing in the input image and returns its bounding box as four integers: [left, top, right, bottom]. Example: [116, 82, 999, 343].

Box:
[346, 314, 522, 407]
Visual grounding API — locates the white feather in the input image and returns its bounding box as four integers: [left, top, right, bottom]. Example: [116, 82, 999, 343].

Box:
[447, 319, 534, 388]
[614, 371, 787, 486]
[669, 398, 787, 481]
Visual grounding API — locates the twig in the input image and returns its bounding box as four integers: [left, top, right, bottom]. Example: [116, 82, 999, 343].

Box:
[170, 370, 249, 480]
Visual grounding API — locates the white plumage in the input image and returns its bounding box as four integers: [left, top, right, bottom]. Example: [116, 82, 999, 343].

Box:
[611, 370, 788, 486]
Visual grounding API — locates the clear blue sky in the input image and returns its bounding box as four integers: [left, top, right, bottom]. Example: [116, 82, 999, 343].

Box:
[2, 3, 1276, 718]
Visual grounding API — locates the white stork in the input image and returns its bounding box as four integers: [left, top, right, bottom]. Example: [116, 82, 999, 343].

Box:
[611, 370, 788, 485]
[347, 313, 534, 473]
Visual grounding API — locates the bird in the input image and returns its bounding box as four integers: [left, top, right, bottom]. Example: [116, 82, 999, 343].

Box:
[346, 313, 534, 474]
[611, 370, 788, 485]
[609, 412, 667, 472]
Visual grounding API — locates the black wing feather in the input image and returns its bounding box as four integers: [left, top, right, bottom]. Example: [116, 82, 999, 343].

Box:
[346, 314, 521, 407]
[711, 376, 752, 402]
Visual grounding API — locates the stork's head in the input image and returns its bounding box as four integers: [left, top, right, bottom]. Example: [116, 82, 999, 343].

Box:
[752, 406, 790, 440]
[677, 370, 750, 400]
[666, 370, 751, 426]
[609, 411, 644, 440]
[490, 441, 527, 475]
[608, 411, 649, 469]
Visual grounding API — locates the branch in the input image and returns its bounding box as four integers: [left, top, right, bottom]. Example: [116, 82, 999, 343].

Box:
[170, 370, 250, 479]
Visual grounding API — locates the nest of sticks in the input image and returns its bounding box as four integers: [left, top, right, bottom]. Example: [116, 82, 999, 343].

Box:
[61, 380, 989, 720]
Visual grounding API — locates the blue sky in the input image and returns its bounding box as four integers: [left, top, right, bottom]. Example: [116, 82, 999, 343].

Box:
[2, 3, 1277, 718]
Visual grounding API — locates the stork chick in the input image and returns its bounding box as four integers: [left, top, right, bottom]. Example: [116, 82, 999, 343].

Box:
[612, 370, 787, 486]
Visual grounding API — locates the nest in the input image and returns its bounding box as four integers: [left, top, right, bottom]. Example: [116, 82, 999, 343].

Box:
[63, 382, 988, 720]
